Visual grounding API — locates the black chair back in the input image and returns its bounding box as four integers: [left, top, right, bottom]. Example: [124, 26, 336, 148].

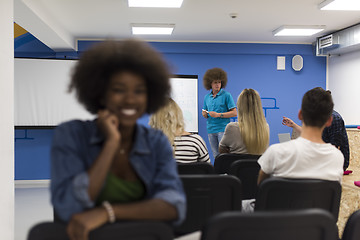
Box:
[201, 209, 338, 240]
[28, 221, 174, 240]
[342, 209, 360, 240]
[177, 162, 214, 175]
[174, 174, 242, 236]
[228, 159, 260, 199]
[214, 153, 260, 174]
[255, 178, 342, 220]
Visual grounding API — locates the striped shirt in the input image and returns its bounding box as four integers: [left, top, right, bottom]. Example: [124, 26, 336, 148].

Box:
[174, 134, 210, 163]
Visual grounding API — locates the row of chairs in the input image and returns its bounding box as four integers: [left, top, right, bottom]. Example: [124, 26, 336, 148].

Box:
[28, 208, 360, 240]
[177, 153, 261, 199]
[28, 174, 343, 239]
[174, 175, 341, 236]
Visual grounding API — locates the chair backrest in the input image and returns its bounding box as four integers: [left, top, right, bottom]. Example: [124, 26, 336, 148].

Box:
[174, 174, 242, 236]
[201, 209, 338, 240]
[228, 159, 260, 199]
[255, 178, 342, 220]
[342, 209, 360, 240]
[28, 221, 174, 240]
[177, 162, 214, 175]
[214, 153, 260, 174]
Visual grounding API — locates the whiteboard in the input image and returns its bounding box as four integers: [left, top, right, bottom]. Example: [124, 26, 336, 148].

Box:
[170, 77, 198, 132]
[328, 51, 360, 126]
[14, 58, 198, 132]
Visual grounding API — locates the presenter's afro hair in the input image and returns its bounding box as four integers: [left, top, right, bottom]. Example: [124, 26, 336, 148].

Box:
[69, 39, 171, 114]
[203, 67, 228, 90]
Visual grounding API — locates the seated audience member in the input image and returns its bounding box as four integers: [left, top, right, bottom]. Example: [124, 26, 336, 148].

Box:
[258, 87, 343, 185]
[51, 40, 186, 240]
[282, 91, 350, 171]
[149, 98, 210, 163]
[219, 88, 269, 155]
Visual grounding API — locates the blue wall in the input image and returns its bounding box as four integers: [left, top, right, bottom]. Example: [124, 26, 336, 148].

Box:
[15, 36, 326, 179]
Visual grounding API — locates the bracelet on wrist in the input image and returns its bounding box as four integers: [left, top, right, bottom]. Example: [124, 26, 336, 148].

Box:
[102, 201, 116, 223]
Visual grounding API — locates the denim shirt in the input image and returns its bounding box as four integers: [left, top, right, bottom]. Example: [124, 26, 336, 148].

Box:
[50, 119, 186, 225]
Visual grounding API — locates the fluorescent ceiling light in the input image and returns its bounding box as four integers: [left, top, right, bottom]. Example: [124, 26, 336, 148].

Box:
[273, 25, 325, 36]
[128, 0, 183, 8]
[319, 0, 360, 11]
[131, 24, 175, 35]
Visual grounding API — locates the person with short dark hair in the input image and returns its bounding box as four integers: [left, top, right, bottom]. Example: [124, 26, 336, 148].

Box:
[50, 39, 186, 240]
[258, 87, 343, 185]
[282, 90, 350, 171]
[202, 68, 237, 158]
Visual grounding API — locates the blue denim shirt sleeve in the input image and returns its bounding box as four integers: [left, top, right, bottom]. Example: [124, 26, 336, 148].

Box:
[148, 133, 186, 226]
[51, 121, 95, 222]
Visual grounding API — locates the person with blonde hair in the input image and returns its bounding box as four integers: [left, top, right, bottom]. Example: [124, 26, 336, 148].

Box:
[219, 88, 269, 155]
[150, 98, 210, 163]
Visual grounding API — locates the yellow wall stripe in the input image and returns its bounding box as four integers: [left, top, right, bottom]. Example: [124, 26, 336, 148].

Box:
[14, 23, 28, 38]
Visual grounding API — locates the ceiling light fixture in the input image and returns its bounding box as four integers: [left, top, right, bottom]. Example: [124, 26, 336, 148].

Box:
[273, 25, 325, 36]
[128, 0, 183, 8]
[319, 0, 360, 11]
[131, 24, 175, 35]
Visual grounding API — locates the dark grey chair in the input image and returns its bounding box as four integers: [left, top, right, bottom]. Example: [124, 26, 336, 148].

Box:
[201, 209, 338, 240]
[255, 178, 342, 220]
[27, 221, 174, 240]
[228, 159, 260, 199]
[342, 209, 360, 240]
[174, 174, 242, 236]
[177, 162, 214, 175]
[214, 153, 260, 174]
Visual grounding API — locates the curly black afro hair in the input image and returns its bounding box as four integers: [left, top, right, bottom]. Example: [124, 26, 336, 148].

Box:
[203, 67, 228, 90]
[69, 39, 171, 114]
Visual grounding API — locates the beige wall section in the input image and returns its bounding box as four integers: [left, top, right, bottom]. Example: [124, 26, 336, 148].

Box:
[0, 0, 14, 239]
[338, 129, 360, 236]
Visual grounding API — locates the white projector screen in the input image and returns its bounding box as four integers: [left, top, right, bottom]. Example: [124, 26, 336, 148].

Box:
[15, 58, 198, 132]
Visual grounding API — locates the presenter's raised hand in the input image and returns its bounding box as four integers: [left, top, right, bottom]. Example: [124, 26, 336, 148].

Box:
[282, 116, 295, 128]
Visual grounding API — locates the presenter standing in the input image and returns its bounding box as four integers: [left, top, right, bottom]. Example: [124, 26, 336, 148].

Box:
[202, 68, 237, 159]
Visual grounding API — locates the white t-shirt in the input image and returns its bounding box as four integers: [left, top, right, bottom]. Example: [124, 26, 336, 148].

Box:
[258, 137, 343, 183]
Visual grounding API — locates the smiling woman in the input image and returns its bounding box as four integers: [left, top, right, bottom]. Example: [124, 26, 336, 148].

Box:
[50, 39, 186, 240]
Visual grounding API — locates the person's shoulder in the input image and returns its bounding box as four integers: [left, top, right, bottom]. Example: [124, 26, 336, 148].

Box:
[332, 110, 343, 120]
[141, 125, 168, 143]
[221, 89, 231, 96]
[226, 122, 239, 129]
[56, 119, 95, 132]
[204, 91, 212, 98]
[187, 133, 205, 141]
[268, 138, 298, 153]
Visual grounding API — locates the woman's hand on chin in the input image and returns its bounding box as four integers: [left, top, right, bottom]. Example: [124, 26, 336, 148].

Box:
[97, 109, 121, 143]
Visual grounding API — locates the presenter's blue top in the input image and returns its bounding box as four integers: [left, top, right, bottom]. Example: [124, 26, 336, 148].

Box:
[203, 89, 236, 134]
[50, 120, 186, 225]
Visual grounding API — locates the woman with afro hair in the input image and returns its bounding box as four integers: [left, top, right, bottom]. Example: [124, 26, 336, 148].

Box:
[202, 67, 237, 159]
[50, 39, 186, 240]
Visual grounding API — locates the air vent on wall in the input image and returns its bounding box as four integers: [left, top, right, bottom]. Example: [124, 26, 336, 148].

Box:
[318, 35, 339, 49]
[316, 23, 360, 56]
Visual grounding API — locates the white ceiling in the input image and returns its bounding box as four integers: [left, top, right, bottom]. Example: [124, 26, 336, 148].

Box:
[14, 0, 360, 51]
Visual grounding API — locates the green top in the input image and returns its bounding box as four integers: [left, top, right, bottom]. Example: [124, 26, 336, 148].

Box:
[96, 172, 145, 205]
